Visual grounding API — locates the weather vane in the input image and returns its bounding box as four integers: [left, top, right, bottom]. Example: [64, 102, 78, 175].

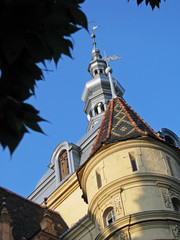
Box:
[103, 51, 122, 66]
[88, 21, 100, 47]
[103, 51, 122, 99]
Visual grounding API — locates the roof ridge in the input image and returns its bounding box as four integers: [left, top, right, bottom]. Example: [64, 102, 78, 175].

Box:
[89, 100, 112, 157]
[106, 98, 114, 140]
[119, 98, 162, 140]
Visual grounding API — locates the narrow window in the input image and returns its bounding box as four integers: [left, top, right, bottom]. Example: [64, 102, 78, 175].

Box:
[101, 104, 105, 112]
[103, 207, 115, 227]
[94, 105, 98, 115]
[58, 150, 69, 181]
[166, 156, 174, 176]
[172, 198, 180, 212]
[89, 110, 93, 117]
[129, 152, 138, 172]
[96, 170, 102, 189]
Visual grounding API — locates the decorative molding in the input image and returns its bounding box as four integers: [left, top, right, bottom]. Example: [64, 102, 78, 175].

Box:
[89, 173, 180, 217]
[114, 196, 122, 216]
[120, 232, 129, 240]
[114, 231, 129, 240]
[171, 225, 180, 239]
[161, 188, 172, 208]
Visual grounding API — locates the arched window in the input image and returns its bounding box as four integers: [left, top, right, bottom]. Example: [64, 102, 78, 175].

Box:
[172, 198, 180, 212]
[94, 69, 98, 75]
[103, 207, 115, 227]
[58, 150, 69, 181]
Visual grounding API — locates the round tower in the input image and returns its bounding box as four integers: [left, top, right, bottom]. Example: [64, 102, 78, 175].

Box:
[78, 96, 180, 239]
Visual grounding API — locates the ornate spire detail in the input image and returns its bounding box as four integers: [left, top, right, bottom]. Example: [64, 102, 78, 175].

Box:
[82, 24, 125, 131]
[89, 23, 101, 61]
[91, 33, 102, 61]
[87, 24, 107, 78]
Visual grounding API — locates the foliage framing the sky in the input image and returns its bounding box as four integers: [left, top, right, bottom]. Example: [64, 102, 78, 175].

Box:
[133, 0, 165, 9]
[0, 0, 87, 153]
[0, 0, 164, 154]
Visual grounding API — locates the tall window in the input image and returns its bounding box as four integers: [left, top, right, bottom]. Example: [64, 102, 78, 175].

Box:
[96, 170, 102, 189]
[129, 152, 138, 172]
[172, 198, 180, 212]
[103, 207, 115, 227]
[58, 150, 69, 181]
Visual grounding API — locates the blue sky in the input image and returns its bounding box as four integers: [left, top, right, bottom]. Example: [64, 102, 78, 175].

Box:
[1, 0, 180, 197]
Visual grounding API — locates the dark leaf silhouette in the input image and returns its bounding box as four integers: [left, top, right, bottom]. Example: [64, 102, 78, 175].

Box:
[128, 0, 165, 9]
[0, 0, 87, 153]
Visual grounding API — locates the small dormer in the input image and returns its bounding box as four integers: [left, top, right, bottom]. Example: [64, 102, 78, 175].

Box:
[158, 128, 180, 148]
[49, 141, 80, 186]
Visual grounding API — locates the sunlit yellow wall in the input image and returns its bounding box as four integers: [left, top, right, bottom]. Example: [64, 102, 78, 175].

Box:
[45, 138, 180, 240]
[46, 173, 88, 228]
[83, 138, 179, 206]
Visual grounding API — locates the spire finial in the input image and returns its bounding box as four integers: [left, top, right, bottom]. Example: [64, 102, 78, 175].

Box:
[89, 21, 100, 49]
[104, 52, 122, 99]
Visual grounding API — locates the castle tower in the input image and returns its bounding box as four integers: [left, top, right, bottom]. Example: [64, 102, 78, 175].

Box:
[77, 94, 180, 240]
[29, 33, 180, 240]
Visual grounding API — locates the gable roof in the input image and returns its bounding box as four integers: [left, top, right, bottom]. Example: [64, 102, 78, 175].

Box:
[0, 186, 68, 240]
[89, 97, 162, 159]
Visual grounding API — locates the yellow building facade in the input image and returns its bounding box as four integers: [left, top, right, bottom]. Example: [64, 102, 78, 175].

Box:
[29, 36, 180, 240]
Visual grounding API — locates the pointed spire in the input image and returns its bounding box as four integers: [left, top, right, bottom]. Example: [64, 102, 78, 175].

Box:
[82, 25, 125, 131]
[91, 33, 102, 61]
[89, 22, 101, 61]
[88, 23, 106, 77]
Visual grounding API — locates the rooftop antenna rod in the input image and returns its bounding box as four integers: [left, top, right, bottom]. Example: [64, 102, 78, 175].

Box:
[89, 21, 100, 48]
[104, 51, 122, 99]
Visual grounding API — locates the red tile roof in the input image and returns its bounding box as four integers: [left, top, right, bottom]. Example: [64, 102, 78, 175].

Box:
[89, 97, 162, 158]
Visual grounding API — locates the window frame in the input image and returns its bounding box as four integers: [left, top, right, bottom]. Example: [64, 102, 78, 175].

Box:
[103, 207, 115, 227]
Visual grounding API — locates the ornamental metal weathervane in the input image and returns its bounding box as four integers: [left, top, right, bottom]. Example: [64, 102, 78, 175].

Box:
[104, 51, 122, 99]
